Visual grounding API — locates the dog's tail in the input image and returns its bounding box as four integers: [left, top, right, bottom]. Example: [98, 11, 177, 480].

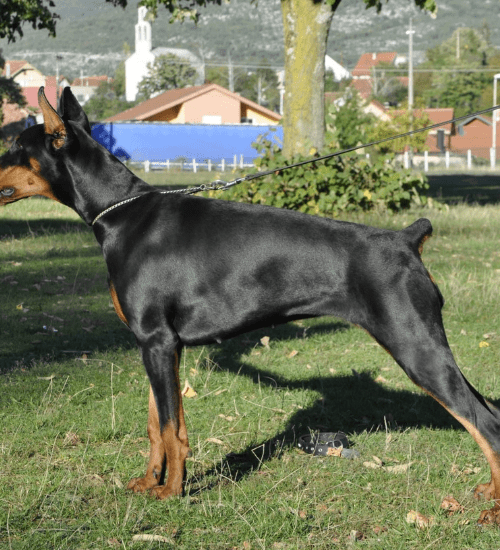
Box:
[402, 218, 433, 256]
[402, 218, 444, 307]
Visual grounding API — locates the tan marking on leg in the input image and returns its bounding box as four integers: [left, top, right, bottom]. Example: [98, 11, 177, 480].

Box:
[150, 351, 191, 499]
[419, 387, 500, 525]
[109, 281, 128, 326]
[127, 385, 166, 493]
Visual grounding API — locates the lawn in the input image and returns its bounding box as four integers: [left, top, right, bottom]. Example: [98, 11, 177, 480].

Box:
[1, 174, 500, 549]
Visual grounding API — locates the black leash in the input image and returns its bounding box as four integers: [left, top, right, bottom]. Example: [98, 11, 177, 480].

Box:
[92, 103, 500, 225]
[164, 103, 500, 195]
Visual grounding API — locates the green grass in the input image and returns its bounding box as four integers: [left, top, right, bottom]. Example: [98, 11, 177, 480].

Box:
[2, 193, 500, 548]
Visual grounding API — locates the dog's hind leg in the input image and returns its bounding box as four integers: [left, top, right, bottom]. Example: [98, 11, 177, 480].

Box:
[367, 275, 500, 525]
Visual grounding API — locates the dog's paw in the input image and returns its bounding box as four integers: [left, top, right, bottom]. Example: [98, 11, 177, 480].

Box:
[478, 505, 500, 526]
[127, 475, 159, 493]
[474, 480, 496, 501]
[149, 483, 183, 500]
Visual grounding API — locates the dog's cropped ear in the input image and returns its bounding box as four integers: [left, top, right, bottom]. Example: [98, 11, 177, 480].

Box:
[59, 87, 91, 135]
[38, 87, 67, 150]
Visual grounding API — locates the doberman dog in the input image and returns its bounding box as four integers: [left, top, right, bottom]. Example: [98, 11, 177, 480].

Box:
[1, 87, 500, 525]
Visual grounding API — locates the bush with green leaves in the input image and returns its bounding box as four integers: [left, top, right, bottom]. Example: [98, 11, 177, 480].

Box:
[217, 132, 429, 216]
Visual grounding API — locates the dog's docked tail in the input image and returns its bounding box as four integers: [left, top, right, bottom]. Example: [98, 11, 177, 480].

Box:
[402, 218, 433, 256]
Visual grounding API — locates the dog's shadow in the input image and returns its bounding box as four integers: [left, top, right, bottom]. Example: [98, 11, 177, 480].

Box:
[186, 320, 494, 495]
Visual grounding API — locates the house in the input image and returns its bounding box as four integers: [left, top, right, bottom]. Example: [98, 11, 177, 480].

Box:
[350, 52, 406, 100]
[125, 6, 203, 101]
[325, 55, 350, 81]
[352, 52, 398, 79]
[106, 82, 282, 125]
[451, 115, 500, 160]
[1, 60, 65, 110]
[70, 75, 113, 105]
[381, 108, 455, 152]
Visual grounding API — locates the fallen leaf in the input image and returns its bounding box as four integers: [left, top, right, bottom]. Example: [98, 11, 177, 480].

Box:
[206, 437, 225, 445]
[440, 495, 464, 515]
[287, 350, 298, 359]
[37, 374, 56, 381]
[218, 414, 235, 421]
[326, 447, 342, 457]
[348, 530, 366, 541]
[131, 534, 175, 543]
[63, 431, 80, 446]
[181, 379, 197, 398]
[406, 510, 435, 529]
[363, 461, 382, 470]
[479, 341, 490, 348]
[110, 475, 123, 489]
[385, 461, 413, 474]
[260, 336, 270, 348]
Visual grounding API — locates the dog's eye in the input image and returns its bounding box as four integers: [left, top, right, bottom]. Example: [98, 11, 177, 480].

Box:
[15, 140, 23, 150]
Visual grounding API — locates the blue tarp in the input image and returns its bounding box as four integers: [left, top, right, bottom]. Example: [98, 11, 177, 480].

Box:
[91, 122, 283, 163]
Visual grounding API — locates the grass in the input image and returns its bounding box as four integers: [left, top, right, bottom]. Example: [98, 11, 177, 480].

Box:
[1, 182, 500, 548]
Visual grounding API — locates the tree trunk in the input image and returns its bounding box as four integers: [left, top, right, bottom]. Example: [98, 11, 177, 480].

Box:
[281, 0, 336, 158]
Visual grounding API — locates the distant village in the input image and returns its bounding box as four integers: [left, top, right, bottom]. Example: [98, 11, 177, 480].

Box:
[1, 6, 497, 162]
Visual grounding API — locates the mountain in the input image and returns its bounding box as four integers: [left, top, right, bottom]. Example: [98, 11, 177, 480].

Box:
[1, 0, 498, 81]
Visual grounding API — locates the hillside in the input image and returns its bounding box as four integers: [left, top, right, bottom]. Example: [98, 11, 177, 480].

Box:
[1, 0, 498, 80]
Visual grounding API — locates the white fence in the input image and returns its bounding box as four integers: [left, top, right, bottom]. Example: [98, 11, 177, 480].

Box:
[131, 155, 254, 173]
[131, 150, 500, 174]
[399, 149, 497, 171]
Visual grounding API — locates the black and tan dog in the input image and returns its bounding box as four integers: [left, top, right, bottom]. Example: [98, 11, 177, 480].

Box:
[1, 87, 500, 524]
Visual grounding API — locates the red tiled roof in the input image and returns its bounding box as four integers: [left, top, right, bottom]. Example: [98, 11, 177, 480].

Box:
[71, 75, 112, 87]
[1, 60, 31, 77]
[352, 52, 397, 77]
[350, 79, 373, 99]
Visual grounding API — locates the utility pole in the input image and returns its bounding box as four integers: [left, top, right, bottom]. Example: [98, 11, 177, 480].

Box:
[406, 18, 415, 165]
[55, 55, 63, 105]
[227, 52, 234, 92]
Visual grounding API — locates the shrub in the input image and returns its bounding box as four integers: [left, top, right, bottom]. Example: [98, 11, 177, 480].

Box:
[214, 132, 429, 217]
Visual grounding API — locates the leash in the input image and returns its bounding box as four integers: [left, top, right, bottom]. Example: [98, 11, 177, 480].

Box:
[165, 103, 500, 195]
[92, 103, 500, 226]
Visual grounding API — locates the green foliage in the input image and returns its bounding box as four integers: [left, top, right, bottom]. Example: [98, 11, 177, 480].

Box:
[325, 94, 373, 150]
[416, 26, 498, 114]
[137, 54, 197, 100]
[362, 0, 437, 12]
[217, 132, 429, 216]
[368, 110, 432, 155]
[0, 52, 27, 128]
[0, 0, 59, 42]
[234, 62, 280, 113]
[83, 79, 133, 121]
[206, 62, 280, 112]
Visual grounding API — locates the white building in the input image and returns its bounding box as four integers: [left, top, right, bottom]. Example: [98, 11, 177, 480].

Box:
[325, 55, 351, 81]
[125, 7, 204, 102]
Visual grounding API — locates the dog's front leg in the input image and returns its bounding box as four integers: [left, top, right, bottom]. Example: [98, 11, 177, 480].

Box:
[127, 385, 166, 493]
[137, 338, 191, 499]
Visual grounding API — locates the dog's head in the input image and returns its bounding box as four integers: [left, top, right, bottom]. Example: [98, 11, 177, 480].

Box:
[0, 87, 91, 206]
